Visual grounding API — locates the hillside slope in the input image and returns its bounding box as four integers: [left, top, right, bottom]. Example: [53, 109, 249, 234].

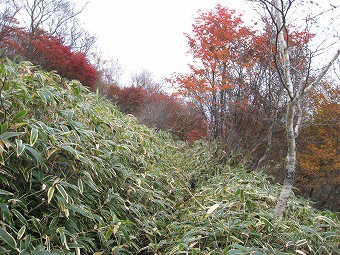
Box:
[0, 59, 339, 254]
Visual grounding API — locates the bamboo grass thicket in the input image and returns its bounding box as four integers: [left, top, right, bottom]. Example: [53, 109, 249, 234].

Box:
[0, 59, 339, 254]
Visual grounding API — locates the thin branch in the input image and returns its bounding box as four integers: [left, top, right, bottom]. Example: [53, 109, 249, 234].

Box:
[305, 48, 340, 93]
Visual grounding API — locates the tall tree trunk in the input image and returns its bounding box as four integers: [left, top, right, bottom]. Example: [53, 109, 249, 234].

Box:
[275, 99, 296, 217]
[272, 0, 297, 218]
[253, 0, 340, 218]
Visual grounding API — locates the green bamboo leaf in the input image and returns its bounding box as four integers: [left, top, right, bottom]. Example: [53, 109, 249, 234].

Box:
[33, 71, 46, 83]
[25, 146, 44, 163]
[57, 229, 70, 250]
[105, 227, 113, 241]
[0, 227, 17, 249]
[15, 109, 28, 119]
[47, 186, 55, 204]
[0, 247, 10, 254]
[323, 231, 338, 238]
[315, 215, 337, 227]
[67, 110, 74, 122]
[260, 216, 274, 230]
[47, 212, 58, 227]
[227, 249, 248, 255]
[68, 205, 89, 218]
[22, 233, 31, 250]
[92, 252, 104, 255]
[121, 225, 130, 242]
[9, 199, 28, 212]
[30, 128, 39, 145]
[56, 184, 69, 203]
[295, 239, 308, 247]
[61, 145, 78, 158]
[47, 147, 58, 159]
[231, 244, 249, 251]
[78, 155, 94, 167]
[0, 122, 8, 134]
[77, 179, 84, 194]
[59, 181, 79, 191]
[31, 244, 55, 255]
[81, 175, 99, 192]
[0, 189, 13, 196]
[59, 124, 70, 133]
[236, 189, 245, 202]
[17, 225, 26, 240]
[0, 132, 25, 140]
[11, 209, 28, 225]
[29, 217, 42, 235]
[16, 139, 25, 156]
[330, 212, 339, 220]
[67, 243, 84, 248]
[93, 214, 105, 225]
[0, 203, 11, 223]
[164, 244, 181, 255]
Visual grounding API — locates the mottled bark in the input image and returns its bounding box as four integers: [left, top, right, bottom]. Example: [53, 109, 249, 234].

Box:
[272, 0, 296, 217]
[251, 0, 340, 218]
[275, 99, 296, 217]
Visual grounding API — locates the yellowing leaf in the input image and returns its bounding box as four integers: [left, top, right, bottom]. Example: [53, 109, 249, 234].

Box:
[30, 128, 38, 145]
[56, 184, 69, 203]
[206, 203, 220, 215]
[17, 225, 26, 240]
[9, 123, 27, 130]
[47, 186, 55, 204]
[16, 139, 25, 156]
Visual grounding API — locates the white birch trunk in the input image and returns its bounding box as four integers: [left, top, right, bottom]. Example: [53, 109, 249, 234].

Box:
[249, 0, 340, 218]
[272, 0, 297, 218]
[271, 0, 340, 218]
[275, 99, 297, 217]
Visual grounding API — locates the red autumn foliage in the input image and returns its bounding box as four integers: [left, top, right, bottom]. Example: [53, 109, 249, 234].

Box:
[168, 4, 315, 161]
[115, 86, 147, 114]
[168, 4, 266, 147]
[0, 27, 98, 87]
[107, 84, 207, 142]
[185, 129, 206, 144]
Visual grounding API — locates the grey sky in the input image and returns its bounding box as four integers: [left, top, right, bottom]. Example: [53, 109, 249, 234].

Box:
[77, 0, 255, 85]
[76, 0, 339, 85]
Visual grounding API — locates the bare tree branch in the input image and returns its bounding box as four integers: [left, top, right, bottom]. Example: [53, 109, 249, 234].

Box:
[15, 0, 95, 54]
[305, 48, 340, 93]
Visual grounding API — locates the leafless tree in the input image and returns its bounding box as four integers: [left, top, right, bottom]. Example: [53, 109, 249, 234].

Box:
[130, 69, 164, 93]
[0, 0, 19, 40]
[13, 0, 96, 54]
[0, 0, 20, 58]
[16, 0, 82, 33]
[136, 100, 171, 130]
[58, 17, 97, 54]
[90, 50, 123, 94]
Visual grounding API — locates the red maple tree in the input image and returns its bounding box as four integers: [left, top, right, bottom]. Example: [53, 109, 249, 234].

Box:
[1, 27, 98, 87]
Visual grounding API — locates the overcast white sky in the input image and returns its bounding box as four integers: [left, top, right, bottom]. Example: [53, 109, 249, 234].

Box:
[76, 1, 339, 86]
[76, 0, 255, 85]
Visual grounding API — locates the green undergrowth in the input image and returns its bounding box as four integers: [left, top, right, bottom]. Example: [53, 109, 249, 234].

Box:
[0, 59, 339, 254]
